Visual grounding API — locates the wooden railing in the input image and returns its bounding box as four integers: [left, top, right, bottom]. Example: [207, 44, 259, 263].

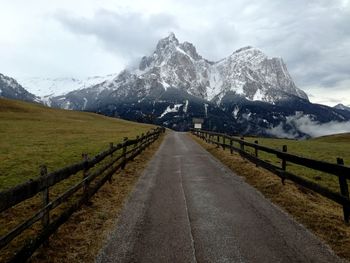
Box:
[0, 127, 165, 262]
[191, 129, 350, 224]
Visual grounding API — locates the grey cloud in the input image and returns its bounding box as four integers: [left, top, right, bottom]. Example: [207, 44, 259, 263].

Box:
[53, 1, 350, 92]
[176, 0, 350, 90]
[54, 9, 178, 60]
[253, 1, 350, 88]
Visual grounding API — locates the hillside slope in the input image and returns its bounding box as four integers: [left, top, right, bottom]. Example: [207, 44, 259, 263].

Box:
[0, 73, 39, 102]
[0, 98, 154, 189]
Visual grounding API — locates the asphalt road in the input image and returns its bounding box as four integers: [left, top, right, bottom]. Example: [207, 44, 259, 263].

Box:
[96, 132, 344, 263]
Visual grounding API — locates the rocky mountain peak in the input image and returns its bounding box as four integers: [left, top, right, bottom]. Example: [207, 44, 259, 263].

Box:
[47, 34, 310, 115]
[233, 46, 255, 53]
[179, 41, 201, 60]
[226, 46, 266, 65]
[139, 33, 204, 76]
[155, 32, 179, 51]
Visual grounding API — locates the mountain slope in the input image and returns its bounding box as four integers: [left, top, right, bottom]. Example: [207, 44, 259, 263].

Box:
[0, 73, 39, 103]
[334, 103, 350, 112]
[0, 97, 154, 189]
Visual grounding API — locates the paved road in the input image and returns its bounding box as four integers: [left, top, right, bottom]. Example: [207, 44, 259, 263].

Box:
[96, 132, 344, 263]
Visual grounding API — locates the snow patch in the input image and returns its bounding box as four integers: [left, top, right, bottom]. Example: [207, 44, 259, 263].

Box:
[204, 103, 208, 117]
[160, 80, 170, 90]
[83, 98, 88, 109]
[233, 106, 239, 119]
[252, 89, 264, 101]
[183, 100, 189, 113]
[160, 104, 183, 118]
[207, 68, 223, 100]
[41, 96, 52, 107]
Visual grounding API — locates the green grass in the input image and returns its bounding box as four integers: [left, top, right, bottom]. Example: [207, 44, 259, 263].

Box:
[0, 98, 154, 190]
[214, 133, 350, 192]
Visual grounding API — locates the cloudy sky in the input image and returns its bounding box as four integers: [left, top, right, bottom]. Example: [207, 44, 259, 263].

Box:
[0, 0, 349, 106]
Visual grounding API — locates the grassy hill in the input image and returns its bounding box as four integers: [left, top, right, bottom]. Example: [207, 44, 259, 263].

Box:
[0, 98, 154, 190]
[243, 133, 350, 192]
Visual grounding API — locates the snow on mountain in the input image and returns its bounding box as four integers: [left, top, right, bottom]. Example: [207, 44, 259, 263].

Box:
[17, 74, 119, 97]
[334, 103, 350, 112]
[51, 33, 308, 111]
[0, 73, 39, 102]
[210, 46, 309, 103]
[110, 33, 308, 103]
[124, 34, 308, 104]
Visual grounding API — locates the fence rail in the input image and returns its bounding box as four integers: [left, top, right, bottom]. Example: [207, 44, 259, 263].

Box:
[0, 127, 165, 262]
[191, 129, 350, 224]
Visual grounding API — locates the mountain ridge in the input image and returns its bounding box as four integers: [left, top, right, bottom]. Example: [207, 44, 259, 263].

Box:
[334, 103, 350, 112]
[49, 33, 309, 111]
[1, 33, 349, 138]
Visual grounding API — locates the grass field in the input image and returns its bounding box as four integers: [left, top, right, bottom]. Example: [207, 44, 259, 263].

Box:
[0, 98, 154, 190]
[0, 98, 161, 262]
[211, 133, 350, 193]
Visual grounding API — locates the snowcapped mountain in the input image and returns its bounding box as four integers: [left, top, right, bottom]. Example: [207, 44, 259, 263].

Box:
[51, 33, 308, 110]
[210, 46, 308, 103]
[0, 73, 39, 102]
[110, 33, 308, 104]
[43, 33, 350, 137]
[334, 103, 350, 112]
[17, 74, 119, 101]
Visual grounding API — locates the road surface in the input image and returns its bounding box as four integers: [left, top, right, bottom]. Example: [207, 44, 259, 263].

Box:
[96, 132, 343, 263]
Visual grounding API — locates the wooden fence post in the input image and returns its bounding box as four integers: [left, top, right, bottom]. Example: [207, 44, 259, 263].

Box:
[282, 145, 287, 170]
[141, 133, 145, 152]
[240, 137, 245, 152]
[146, 132, 150, 148]
[108, 143, 114, 183]
[122, 137, 128, 169]
[40, 165, 49, 247]
[230, 138, 233, 154]
[254, 140, 259, 167]
[281, 145, 288, 185]
[223, 136, 226, 150]
[133, 136, 139, 159]
[82, 153, 90, 203]
[337, 158, 350, 224]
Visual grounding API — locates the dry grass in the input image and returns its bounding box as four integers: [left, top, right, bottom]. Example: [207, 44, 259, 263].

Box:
[0, 98, 154, 190]
[27, 133, 165, 263]
[190, 134, 350, 261]
[0, 98, 160, 262]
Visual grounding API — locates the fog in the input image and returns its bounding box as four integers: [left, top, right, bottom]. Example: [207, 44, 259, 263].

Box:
[267, 113, 350, 138]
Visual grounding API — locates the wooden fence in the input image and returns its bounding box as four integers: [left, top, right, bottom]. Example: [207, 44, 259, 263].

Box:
[0, 127, 165, 262]
[192, 129, 350, 224]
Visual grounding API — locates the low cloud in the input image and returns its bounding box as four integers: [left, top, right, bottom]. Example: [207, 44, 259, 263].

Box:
[267, 112, 350, 138]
